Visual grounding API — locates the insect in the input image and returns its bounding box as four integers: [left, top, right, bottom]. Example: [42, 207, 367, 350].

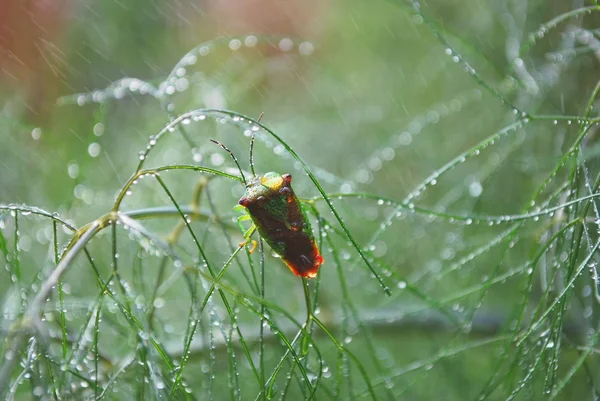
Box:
[210, 133, 323, 279]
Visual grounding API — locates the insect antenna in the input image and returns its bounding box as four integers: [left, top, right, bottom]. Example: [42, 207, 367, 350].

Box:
[249, 133, 257, 177]
[249, 112, 263, 177]
[210, 139, 247, 186]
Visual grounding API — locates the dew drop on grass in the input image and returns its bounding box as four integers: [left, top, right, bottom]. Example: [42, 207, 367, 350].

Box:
[149, 297, 165, 310]
[412, 14, 423, 24]
[381, 147, 395, 161]
[183, 54, 197, 66]
[469, 181, 483, 197]
[93, 123, 104, 136]
[229, 38, 242, 51]
[582, 285, 591, 297]
[355, 169, 371, 183]
[279, 38, 293, 51]
[199, 45, 210, 56]
[192, 148, 203, 162]
[340, 182, 353, 193]
[299, 41, 315, 55]
[31, 127, 42, 140]
[175, 78, 189, 92]
[210, 153, 225, 166]
[397, 131, 412, 146]
[368, 156, 382, 171]
[88, 143, 101, 158]
[244, 35, 257, 47]
[68, 163, 79, 179]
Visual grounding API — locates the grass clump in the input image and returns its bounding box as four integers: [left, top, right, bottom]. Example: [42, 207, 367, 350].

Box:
[2, 1, 600, 400]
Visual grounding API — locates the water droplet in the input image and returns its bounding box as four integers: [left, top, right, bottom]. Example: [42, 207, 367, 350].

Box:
[299, 41, 314, 55]
[244, 35, 258, 47]
[153, 297, 165, 308]
[199, 46, 210, 56]
[279, 38, 293, 52]
[469, 181, 483, 197]
[184, 54, 197, 66]
[175, 78, 189, 92]
[68, 163, 80, 179]
[229, 38, 242, 51]
[88, 143, 101, 158]
[93, 123, 105, 136]
[192, 148, 202, 163]
[31, 127, 42, 140]
[211, 153, 225, 166]
[340, 182, 353, 193]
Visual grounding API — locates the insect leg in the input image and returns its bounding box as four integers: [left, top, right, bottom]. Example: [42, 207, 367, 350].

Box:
[237, 212, 252, 233]
[236, 210, 257, 251]
[239, 224, 257, 253]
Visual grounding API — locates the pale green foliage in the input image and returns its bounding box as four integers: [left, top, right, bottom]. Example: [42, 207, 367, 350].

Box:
[1, 1, 600, 400]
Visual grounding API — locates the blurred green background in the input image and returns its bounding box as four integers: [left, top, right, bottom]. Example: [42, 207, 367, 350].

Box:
[1, 0, 600, 399]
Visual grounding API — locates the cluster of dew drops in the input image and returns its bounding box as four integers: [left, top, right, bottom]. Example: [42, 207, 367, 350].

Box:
[35, 36, 316, 205]
[61, 35, 315, 109]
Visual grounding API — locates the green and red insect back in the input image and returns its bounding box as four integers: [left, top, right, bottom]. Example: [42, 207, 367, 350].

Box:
[239, 172, 323, 278]
[211, 135, 323, 279]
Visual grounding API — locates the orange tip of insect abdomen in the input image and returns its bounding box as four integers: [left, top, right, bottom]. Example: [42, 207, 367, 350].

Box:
[288, 253, 324, 278]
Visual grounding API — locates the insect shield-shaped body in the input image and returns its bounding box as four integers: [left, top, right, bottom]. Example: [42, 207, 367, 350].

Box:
[239, 172, 323, 278]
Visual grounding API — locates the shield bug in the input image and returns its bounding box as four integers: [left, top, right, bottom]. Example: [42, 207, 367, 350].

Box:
[210, 135, 323, 278]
